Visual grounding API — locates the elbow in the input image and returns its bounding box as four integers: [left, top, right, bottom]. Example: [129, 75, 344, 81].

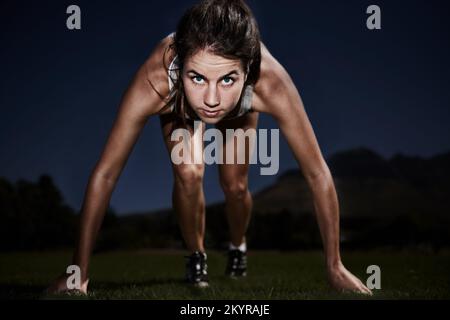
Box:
[304, 166, 334, 191]
[92, 167, 119, 186]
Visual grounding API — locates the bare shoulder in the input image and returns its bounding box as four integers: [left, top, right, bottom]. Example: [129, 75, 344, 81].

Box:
[122, 33, 176, 118]
[144, 33, 176, 87]
[252, 41, 293, 115]
[142, 33, 176, 104]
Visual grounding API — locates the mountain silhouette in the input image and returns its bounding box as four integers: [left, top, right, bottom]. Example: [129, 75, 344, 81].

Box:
[250, 147, 450, 217]
[2, 147, 449, 251]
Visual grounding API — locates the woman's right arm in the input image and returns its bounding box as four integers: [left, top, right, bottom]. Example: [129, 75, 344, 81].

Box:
[47, 35, 173, 294]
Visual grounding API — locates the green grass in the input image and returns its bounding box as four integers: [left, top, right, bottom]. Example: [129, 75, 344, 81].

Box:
[0, 249, 449, 299]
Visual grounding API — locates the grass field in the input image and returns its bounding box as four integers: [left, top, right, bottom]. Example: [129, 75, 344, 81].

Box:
[0, 249, 449, 300]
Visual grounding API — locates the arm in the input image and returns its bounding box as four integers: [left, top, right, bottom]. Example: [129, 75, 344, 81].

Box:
[47, 35, 173, 294]
[253, 44, 372, 295]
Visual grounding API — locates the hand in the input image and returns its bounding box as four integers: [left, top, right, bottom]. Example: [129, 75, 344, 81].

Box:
[327, 262, 373, 295]
[46, 273, 89, 296]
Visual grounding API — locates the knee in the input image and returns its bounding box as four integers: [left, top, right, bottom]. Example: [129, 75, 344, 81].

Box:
[220, 177, 249, 200]
[174, 165, 204, 191]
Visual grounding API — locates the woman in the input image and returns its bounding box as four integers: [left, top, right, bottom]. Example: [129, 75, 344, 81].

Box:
[48, 0, 372, 295]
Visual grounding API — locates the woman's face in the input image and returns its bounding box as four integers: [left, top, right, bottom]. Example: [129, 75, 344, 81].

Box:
[182, 49, 247, 124]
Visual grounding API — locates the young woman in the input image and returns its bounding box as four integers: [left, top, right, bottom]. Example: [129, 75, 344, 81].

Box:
[47, 0, 372, 295]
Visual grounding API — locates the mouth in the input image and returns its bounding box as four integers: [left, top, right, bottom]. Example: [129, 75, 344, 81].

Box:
[201, 109, 221, 118]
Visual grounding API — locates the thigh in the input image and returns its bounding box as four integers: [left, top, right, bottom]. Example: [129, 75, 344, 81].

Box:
[214, 111, 259, 182]
[159, 113, 205, 176]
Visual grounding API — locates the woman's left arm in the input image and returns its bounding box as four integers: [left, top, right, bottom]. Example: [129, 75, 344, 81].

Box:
[253, 44, 372, 295]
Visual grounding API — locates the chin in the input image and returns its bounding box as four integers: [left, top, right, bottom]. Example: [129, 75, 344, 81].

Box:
[198, 116, 222, 124]
[194, 111, 227, 124]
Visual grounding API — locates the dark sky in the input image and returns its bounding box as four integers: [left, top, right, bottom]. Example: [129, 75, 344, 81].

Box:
[1, 0, 449, 214]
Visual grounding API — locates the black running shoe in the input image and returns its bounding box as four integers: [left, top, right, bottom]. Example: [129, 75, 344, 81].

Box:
[225, 249, 247, 277]
[185, 251, 209, 287]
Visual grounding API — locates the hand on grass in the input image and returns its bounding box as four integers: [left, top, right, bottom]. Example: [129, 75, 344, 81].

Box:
[327, 262, 373, 295]
[46, 273, 89, 296]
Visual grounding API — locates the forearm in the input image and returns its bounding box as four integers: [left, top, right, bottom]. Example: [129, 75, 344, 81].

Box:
[306, 170, 342, 270]
[72, 172, 116, 280]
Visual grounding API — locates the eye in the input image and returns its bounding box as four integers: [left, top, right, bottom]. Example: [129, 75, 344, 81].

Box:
[221, 77, 235, 86]
[191, 76, 205, 85]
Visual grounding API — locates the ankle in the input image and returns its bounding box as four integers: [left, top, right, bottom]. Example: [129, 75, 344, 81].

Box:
[229, 241, 247, 252]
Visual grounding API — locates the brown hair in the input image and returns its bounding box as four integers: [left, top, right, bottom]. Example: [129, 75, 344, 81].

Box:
[161, 0, 262, 126]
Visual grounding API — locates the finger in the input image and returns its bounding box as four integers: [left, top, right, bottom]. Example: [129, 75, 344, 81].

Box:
[360, 284, 373, 295]
[360, 281, 373, 295]
[351, 282, 368, 295]
[356, 279, 372, 295]
[365, 287, 373, 295]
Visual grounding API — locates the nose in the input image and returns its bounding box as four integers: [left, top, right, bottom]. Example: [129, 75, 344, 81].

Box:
[204, 86, 220, 108]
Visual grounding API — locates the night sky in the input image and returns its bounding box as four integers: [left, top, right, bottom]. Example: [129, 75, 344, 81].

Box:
[1, 0, 449, 214]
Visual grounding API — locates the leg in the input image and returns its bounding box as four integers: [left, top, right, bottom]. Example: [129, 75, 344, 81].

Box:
[215, 111, 259, 247]
[159, 114, 206, 253]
